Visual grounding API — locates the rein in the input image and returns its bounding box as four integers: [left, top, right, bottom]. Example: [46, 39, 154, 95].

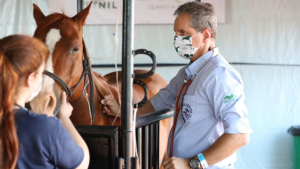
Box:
[43, 39, 95, 123]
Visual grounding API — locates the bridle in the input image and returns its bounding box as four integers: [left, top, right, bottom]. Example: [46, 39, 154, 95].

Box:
[43, 39, 95, 123]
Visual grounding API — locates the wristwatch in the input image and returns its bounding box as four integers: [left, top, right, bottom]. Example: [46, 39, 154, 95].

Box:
[189, 157, 200, 169]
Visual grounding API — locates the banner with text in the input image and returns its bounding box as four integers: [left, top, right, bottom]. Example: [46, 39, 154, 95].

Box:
[49, 0, 225, 25]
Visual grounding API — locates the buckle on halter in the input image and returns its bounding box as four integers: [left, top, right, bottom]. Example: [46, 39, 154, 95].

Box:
[82, 59, 90, 72]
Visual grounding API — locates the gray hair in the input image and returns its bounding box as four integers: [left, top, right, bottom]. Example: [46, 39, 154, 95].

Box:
[174, 2, 217, 40]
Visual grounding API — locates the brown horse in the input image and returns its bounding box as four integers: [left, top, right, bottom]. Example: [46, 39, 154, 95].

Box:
[29, 2, 172, 167]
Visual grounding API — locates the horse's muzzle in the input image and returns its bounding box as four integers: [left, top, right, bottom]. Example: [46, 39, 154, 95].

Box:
[29, 92, 56, 116]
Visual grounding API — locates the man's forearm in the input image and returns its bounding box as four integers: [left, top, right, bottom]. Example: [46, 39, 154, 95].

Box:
[200, 133, 249, 166]
[137, 101, 155, 116]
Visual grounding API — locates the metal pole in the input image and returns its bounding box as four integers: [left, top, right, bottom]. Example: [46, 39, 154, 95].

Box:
[77, 0, 84, 38]
[77, 0, 83, 12]
[148, 124, 153, 169]
[154, 122, 160, 169]
[136, 128, 142, 168]
[122, 0, 134, 168]
[142, 126, 149, 169]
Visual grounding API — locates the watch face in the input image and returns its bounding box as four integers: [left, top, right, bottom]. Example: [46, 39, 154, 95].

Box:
[189, 158, 200, 168]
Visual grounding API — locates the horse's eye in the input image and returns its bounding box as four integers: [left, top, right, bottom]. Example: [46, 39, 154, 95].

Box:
[71, 46, 80, 54]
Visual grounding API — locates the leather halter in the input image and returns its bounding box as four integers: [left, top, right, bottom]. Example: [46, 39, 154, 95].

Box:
[43, 39, 95, 123]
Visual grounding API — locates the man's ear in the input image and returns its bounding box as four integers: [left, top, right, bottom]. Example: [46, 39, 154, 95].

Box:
[202, 28, 212, 43]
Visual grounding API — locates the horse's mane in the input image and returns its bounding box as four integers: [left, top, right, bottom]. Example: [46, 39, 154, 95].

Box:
[93, 72, 109, 83]
[34, 13, 70, 36]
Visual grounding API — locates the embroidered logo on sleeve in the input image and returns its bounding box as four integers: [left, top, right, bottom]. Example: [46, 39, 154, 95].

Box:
[181, 103, 192, 123]
[223, 94, 237, 104]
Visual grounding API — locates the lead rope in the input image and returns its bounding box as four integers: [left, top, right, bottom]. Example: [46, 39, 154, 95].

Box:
[111, 0, 122, 126]
[169, 50, 214, 157]
[82, 39, 95, 123]
[132, 105, 139, 163]
[83, 80, 92, 125]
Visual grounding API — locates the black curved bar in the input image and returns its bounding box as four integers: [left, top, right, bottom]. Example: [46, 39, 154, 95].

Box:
[135, 109, 174, 128]
[133, 79, 149, 108]
[133, 49, 156, 79]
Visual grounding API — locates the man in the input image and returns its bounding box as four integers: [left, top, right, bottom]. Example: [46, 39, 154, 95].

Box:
[101, 2, 252, 169]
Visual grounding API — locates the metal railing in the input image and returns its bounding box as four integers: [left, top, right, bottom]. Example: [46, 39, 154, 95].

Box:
[135, 109, 174, 169]
[76, 109, 173, 169]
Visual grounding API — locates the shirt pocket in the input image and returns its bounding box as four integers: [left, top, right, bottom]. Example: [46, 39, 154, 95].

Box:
[180, 94, 213, 125]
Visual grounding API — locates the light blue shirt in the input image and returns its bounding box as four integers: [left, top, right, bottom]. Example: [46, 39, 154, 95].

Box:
[150, 47, 252, 168]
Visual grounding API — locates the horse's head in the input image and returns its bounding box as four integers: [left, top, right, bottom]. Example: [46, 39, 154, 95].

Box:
[29, 2, 92, 116]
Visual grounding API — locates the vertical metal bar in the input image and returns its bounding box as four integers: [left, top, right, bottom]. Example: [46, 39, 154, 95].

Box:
[121, 0, 135, 168]
[136, 128, 142, 168]
[77, 0, 83, 12]
[148, 124, 153, 169]
[142, 126, 149, 169]
[131, 157, 138, 169]
[77, 0, 84, 38]
[154, 122, 160, 169]
[117, 157, 124, 169]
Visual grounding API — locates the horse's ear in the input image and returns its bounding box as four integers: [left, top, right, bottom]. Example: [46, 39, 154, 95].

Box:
[33, 4, 46, 25]
[72, 1, 92, 28]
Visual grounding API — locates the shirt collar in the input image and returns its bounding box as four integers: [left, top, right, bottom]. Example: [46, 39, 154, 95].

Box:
[185, 47, 220, 79]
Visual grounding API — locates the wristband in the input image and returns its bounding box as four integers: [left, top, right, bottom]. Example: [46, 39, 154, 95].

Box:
[197, 153, 209, 169]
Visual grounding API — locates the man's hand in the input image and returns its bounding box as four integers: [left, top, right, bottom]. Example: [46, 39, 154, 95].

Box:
[58, 91, 73, 119]
[101, 95, 121, 117]
[162, 157, 190, 169]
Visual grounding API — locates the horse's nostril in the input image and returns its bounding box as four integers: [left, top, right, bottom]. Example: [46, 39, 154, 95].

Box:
[48, 95, 54, 108]
[45, 94, 56, 116]
[28, 92, 57, 116]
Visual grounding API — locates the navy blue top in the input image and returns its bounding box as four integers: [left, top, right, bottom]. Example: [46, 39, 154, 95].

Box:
[14, 107, 84, 169]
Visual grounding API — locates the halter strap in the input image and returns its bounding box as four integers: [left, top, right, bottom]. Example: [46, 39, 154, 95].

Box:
[43, 39, 95, 123]
[0, 46, 4, 53]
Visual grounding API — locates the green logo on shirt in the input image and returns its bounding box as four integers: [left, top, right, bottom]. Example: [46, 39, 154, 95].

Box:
[223, 94, 236, 103]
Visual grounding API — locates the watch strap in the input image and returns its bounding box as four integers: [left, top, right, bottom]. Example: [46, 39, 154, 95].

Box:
[197, 153, 209, 169]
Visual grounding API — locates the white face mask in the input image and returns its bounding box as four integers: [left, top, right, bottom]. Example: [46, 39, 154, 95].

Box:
[26, 75, 43, 103]
[174, 31, 204, 59]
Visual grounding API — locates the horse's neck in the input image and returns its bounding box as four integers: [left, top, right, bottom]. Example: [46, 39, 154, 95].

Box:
[92, 72, 122, 125]
[69, 72, 121, 125]
[92, 72, 121, 104]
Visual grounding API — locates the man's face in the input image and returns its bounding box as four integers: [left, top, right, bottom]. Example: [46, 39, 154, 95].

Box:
[174, 13, 204, 61]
